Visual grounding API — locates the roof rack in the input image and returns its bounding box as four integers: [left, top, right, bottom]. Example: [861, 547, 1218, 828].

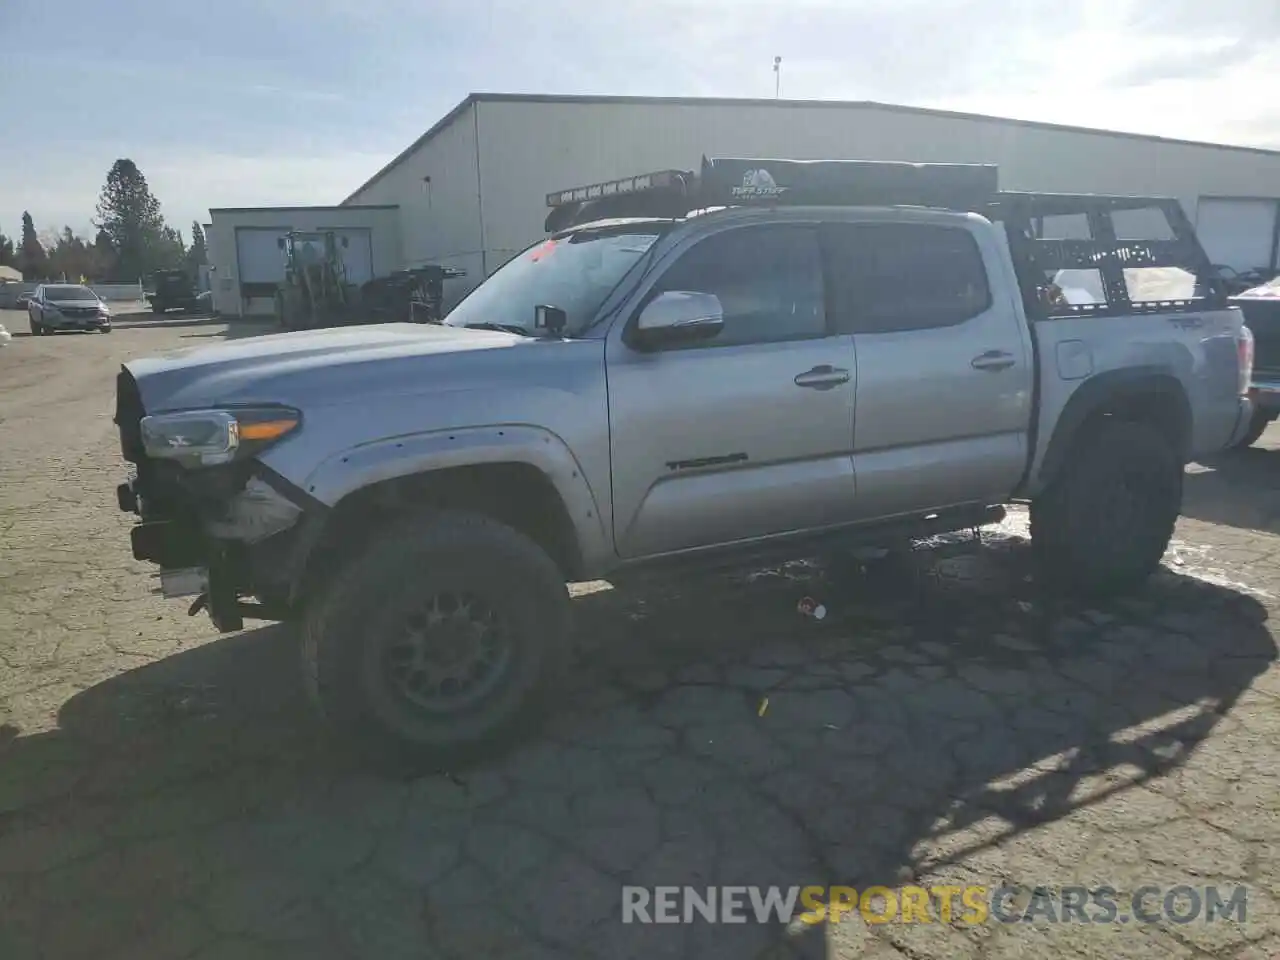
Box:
[545, 156, 1000, 231]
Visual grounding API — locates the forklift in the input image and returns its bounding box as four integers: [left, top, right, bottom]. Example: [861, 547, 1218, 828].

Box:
[273, 231, 358, 331]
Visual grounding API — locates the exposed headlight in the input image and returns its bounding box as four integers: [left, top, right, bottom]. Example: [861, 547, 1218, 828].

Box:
[140, 407, 301, 466]
[98, 304, 111, 316]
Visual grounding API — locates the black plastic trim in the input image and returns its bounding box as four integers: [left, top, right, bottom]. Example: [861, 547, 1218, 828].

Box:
[249, 461, 329, 513]
[1037, 367, 1192, 484]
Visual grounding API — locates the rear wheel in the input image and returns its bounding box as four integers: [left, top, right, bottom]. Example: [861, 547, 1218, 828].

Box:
[302, 510, 571, 770]
[1031, 420, 1182, 597]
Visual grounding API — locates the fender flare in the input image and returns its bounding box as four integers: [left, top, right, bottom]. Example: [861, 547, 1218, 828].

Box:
[301, 423, 611, 568]
[1035, 367, 1191, 488]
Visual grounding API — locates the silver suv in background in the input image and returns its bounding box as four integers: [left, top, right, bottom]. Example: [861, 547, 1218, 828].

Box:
[28, 284, 113, 334]
[111, 158, 1255, 768]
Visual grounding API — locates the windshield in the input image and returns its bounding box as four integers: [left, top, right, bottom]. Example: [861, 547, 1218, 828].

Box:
[444, 226, 666, 334]
[45, 285, 97, 301]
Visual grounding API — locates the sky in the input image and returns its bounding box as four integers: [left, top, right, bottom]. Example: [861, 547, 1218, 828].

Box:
[2, 0, 1278, 243]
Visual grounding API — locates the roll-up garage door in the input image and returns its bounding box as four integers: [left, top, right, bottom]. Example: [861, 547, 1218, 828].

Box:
[235, 228, 288, 284]
[326, 229, 373, 285]
[236, 227, 374, 287]
[1195, 198, 1278, 273]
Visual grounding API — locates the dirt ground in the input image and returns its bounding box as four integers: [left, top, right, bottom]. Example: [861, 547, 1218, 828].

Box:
[2, 312, 1280, 960]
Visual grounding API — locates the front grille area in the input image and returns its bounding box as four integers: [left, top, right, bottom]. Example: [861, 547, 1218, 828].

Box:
[61, 306, 100, 318]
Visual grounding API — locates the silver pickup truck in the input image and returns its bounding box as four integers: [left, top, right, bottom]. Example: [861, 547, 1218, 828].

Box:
[113, 158, 1255, 765]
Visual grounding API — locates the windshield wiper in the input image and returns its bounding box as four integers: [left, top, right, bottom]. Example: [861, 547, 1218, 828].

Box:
[464, 322, 533, 336]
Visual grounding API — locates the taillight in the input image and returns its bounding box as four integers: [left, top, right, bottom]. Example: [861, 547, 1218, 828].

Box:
[1238, 325, 1255, 396]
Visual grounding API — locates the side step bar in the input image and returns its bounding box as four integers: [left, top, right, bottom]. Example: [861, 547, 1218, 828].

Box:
[617, 504, 1007, 579]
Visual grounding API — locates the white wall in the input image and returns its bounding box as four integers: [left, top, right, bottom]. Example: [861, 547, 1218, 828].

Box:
[207, 206, 401, 316]
[338, 96, 1280, 302]
[0, 281, 143, 308]
[472, 98, 1280, 281]
[92, 282, 146, 302]
[343, 102, 483, 307]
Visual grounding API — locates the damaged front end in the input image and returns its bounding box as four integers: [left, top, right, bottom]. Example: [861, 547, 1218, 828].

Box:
[114, 367, 320, 631]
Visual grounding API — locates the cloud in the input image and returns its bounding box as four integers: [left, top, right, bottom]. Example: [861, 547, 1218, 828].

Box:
[5, 0, 1279, 238]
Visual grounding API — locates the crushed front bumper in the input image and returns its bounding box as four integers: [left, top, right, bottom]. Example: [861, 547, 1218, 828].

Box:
[117, 469, 315, 631]
[114, 368, 319, 631]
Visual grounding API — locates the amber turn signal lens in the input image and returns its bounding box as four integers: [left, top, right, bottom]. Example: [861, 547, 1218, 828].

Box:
[238, 418, 298, 442]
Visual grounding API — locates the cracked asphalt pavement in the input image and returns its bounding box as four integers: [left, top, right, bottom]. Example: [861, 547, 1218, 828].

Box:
[3, 313, 1280, 959]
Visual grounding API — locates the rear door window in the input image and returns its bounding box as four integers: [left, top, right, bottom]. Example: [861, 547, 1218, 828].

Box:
[823, 222, 992, 334]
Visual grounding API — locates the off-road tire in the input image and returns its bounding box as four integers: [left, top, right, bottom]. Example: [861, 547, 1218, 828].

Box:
[1030, 419, 1182, 597]
[1232, 409, 1271, 449]
[301, 510, 571, 771]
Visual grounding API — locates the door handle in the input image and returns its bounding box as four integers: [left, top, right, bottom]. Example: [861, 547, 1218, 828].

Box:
[971, 350, 1016, 372]
[794, 365, 851, 390]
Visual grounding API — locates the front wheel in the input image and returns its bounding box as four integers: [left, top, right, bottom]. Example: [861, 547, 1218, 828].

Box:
[302, 510, 571, 770]
[29, 314, 42, 336]
[1031, 420, 1182, 598]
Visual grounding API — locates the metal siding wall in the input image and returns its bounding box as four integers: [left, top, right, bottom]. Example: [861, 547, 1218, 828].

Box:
[344, 104, 484, 304]
[1194, 198, 1279, 271]
[473, 100, 1280, 273]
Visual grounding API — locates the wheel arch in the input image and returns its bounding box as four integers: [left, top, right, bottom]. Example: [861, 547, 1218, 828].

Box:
[290, 434, 606, 603]
[1035, 367, 1191, 491]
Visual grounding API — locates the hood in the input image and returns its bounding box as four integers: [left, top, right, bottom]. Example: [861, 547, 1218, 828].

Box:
[1233, 278, 1280, 300]
[48, 298, 103, 309]
[125, 322, 527, 412]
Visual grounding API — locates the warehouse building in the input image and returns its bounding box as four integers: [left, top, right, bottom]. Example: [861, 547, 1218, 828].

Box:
[208, 93, 1280, 316]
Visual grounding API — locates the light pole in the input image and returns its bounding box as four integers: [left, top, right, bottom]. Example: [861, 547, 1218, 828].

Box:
[773, 56, 782, 98]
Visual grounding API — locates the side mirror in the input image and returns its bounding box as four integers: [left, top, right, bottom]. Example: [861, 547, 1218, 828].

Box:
[534, 304, 567, 335]
[631, 291, 724, 350]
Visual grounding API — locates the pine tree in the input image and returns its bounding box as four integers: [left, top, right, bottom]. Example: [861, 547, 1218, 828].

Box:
[19, 211, 46, 280]
[94, 159, 167, 279]
[92, 228, 117, 280]
[187, 221, 208, 271]
[48, 228, 94, 283]
[155, 225, 186, 271]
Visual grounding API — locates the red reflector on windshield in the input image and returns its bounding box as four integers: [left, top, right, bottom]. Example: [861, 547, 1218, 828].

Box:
[527, 240, 558, 262]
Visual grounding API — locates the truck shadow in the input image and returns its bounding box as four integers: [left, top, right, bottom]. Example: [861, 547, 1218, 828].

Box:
[0, 530, 1272, 959]
[1181, 446, 1280, 533]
